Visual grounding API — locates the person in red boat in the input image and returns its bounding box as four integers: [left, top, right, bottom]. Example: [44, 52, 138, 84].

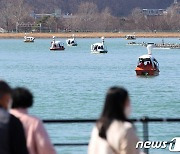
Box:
[138, 61, 144, 68]
[146, 61, 153, 69]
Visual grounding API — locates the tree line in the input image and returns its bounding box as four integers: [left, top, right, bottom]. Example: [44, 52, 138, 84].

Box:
[0, 0, 179, 32]
[21, 0, 174, 16]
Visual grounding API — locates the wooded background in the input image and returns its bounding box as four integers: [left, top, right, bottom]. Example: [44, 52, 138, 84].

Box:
[0, 0, 179, 32]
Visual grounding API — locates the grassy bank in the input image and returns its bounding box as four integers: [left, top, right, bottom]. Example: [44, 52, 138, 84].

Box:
[0, 32, 180, 38]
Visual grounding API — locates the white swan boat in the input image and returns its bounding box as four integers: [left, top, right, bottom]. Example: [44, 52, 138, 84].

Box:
[50, 36, 65, 51]
[125, 34, 136, 40]
[91, 37, 108, 54]
[24, 34, 35, 43]
[66, 34, 77, 46]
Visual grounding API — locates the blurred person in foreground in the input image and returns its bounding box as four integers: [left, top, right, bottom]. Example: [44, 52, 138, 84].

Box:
[10, 87, 56, 154]
[0, 81, 28, 154]
[88, 87, 143, 154]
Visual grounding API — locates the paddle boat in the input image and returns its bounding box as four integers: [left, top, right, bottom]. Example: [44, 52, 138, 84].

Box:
[91, 37, 108, 54]
[50, 36, 65, 51]
[126, 34, 136, 40]
[66, 34, 77, 46]
[142, 39, 180, 49]
[127, 42, 142, 46]
[135, 45, 160, 76]
[24, 34, 35, 43]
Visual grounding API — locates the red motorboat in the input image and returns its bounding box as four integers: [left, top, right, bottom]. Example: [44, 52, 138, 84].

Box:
[135, 45, 160, 76]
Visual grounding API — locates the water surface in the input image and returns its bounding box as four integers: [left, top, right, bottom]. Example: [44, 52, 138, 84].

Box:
[0, 38, 180, 154]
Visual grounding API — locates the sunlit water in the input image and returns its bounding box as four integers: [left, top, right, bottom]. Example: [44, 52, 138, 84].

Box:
[0, 38, 180, 154]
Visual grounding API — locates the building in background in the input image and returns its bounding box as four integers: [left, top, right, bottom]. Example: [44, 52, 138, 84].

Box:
[141, 0, 180, 16]
[174, 0, 178, 4]
[142, 9, 167, 16]
[30, 9, 75, 20]
[30, 9, 62, 19]
[0, 28, 7, 33]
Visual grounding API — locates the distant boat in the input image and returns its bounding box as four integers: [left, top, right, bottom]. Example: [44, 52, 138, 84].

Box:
[66, 34, 77, 46]
[50, 36, 65, 51]
[135, 45, 160, 76]
[125, 34, 136, 40]
[127, 41, 142, 46]
[142, 39, 180, 49]
[24, 33, 35, 43]
[91, 37, 108, 54]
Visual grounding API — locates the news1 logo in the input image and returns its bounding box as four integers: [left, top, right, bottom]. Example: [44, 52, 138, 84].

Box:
[136, 137, 180, 152]
[169, 137, 180, 152]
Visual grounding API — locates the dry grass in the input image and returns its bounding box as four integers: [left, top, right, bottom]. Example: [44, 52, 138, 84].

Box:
[0, 32, 180, 38]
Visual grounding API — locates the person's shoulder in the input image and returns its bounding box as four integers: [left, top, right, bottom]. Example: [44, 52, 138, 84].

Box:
[109, 120, 135, 136]
[27, 114, 40, 121]
[9, 114, 24, 132]
[26, 114, 42, 126]
[91, 125, 99, 135]
[10, 114, 22, 124]
[107, 120, 136, 144]
[123, 121, 134, 130]
[111, 120, 133, 129]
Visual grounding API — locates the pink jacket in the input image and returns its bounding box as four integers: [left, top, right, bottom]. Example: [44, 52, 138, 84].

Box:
[10, 108, 56, 154]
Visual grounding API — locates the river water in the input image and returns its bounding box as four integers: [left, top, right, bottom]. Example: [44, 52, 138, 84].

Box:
[0, 38, 180, 154]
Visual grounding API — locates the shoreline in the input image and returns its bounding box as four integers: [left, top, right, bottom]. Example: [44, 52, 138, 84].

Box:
[0, 32, 180, 38]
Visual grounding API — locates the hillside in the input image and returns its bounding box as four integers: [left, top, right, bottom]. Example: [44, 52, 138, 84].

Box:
[26, 0, 177, 16]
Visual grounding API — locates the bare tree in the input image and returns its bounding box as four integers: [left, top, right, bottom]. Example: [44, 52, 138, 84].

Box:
[11, 0, 31, 24]
[165, 2, 180, 30]
[99, 7, 119, 32]
[0, 0, 14, 31]
[77, 2, 98, 15]
[0, 0, 31, 31]
[75, 2, 99, 31]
